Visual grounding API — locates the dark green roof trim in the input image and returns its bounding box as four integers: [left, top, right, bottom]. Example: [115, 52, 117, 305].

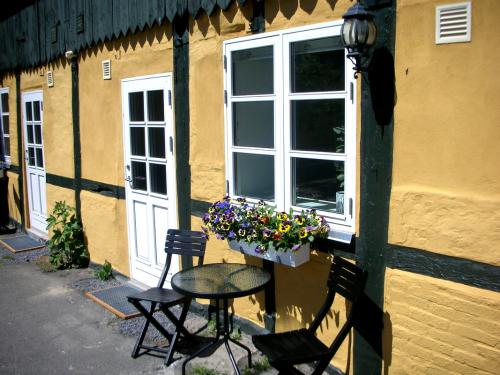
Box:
[0, 0, 249, 72]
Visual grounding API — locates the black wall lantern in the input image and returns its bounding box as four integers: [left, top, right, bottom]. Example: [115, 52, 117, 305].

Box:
[341, 2, 377, 78]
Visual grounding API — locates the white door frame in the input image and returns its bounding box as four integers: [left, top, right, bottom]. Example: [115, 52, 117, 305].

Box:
[121, 73, 178, 287]
[22, 90, 48, 237]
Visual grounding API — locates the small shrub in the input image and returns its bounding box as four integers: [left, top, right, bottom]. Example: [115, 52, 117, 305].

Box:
[207, 319, 217, 336]
[35, 255, 56, 272]
[242, 357, 270, 375]
[2, 254, 14, 260]
[95, 260, 113, 281]
[230, 326, 242, 341]
[46, 201, 89, 269]
[191, 366, 224, 375]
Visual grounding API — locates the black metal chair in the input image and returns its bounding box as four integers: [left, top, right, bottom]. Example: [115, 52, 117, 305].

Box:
[252, 256, 367, 375]
[127, 229, 207, 365]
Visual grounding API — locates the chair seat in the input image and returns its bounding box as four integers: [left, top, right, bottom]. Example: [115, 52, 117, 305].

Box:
[252, 328, 329, 365]
[127, 287, 187, 305]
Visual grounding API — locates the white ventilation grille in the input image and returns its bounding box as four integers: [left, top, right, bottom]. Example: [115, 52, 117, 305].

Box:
[47, 71, 54, 87]
[436, 2, 471, 44]
[102, 59, 111, 80]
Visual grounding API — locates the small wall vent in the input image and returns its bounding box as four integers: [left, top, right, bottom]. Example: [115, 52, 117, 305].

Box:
[436, 2, 471, 44]
[102, 59, 111, 80]
[47, 71, 54, 87]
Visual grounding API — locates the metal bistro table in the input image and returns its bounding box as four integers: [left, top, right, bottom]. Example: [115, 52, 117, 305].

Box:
[171, 263, 271, 375]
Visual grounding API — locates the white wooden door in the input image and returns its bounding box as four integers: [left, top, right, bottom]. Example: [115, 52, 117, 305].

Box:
[122, 74, 178, 287]
[22, 91, 47, 235]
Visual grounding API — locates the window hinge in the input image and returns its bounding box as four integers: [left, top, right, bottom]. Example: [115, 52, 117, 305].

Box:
[168, 90, 172, 106]
[350, 82, 354, 103]
[349, 198, 353, 218]
[226, 180, 229, 194]
[169, 136, 174, 153]
[223, 55, 227, 70]
[224, 90, 227, 105]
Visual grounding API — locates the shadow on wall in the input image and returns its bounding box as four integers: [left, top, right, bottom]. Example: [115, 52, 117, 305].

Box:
[191, 2, 250, 38]
[79, 23, 173, 62]
[266, 0, 338, 23]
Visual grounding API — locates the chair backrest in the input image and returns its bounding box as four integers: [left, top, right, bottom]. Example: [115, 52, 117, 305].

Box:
[157, 229, 207, 288]
[309, 256, 367, 375]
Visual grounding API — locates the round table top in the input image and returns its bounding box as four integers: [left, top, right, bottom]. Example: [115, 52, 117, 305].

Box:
[171, 263, 271, 299]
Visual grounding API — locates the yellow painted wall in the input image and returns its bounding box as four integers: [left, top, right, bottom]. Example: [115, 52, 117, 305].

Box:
[385, 269, 500, 374]
[387, 1, 500, 373]
[189, 1, 358, 372]
[78, 24, 173, 273]
[391, 0, 500, 264]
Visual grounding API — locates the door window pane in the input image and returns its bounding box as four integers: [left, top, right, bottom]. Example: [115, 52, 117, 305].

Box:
[36, 148, 44, 168]
[27, 124, 34, 143]
[33, 101, 41, 121]
[147, 90, 164, 122]
[1, 93, 8, 112]
[131, 161, 147, 191]
[2, 115, 9, 134]
[234, 153, 274, 201]
[232, 46, 273, 95]
[233, 102, 274, 148]
[291, 36, 345, 92]
[291, 99, 345, 153]
[25, 102, 32, 121]
[3, 138, 9, 156]
[28, 147, 35, 166]
[148, 127, 165, 158]
[149, 163, 167, 195]
[130, 127, 146, 156]
[129, 92, 144, 121]
[34, 125, 42, 145]
[292, 158, 344, 214]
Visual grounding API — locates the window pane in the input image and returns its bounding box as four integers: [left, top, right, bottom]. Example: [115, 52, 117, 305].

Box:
[34, 125, 42, 145]
[147, 90, 164, 122]
[33, 101, 41, 121]
[234, 153, 274, 201]
[291, 99, 345, 153]
[129, 92, 144, 121]
[131, 161, 147, 191]
[2, 115, 9, 134]
[36, 148, 44, 168]
[149, 163, 167, 195]
[148, 127, 165, 158]
[28, 147, 35, 166]
[1, 93, 8, 112]
[291, 36, 345, 92]
[25, 102, 32, 121]
[233, 102, 274, 148]
[130, 127, 146, 156]
[292, 158, 344, 214]
[4, 137, 10, 156]
[232, 46, 273, 95]
[27, 124, 34, 144]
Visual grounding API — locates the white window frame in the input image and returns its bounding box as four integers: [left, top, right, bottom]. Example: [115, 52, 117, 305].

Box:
[223, 21, 356, 239]
[0, 88, 10, 166]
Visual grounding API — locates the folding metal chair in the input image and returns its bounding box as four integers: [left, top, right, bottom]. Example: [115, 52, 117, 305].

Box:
[252, 256, 367, 375]
[127, 229, 207, 365]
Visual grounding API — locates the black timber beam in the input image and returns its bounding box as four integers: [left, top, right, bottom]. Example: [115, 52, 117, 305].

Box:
[70, 56, 82, 219]
[173, 14, 192, 271]
[354, 0, 396, 373]
[15, 71, 25, 229]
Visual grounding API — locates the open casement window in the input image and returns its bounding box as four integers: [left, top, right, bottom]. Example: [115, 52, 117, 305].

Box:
[0, 88, 10, 167]
[224, 21, 356, 240]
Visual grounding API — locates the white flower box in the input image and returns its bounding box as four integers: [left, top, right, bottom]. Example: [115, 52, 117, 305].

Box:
[228, 240, 310, 268]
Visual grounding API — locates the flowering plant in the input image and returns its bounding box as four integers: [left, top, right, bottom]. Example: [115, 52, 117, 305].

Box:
[202, 196, 330, 253]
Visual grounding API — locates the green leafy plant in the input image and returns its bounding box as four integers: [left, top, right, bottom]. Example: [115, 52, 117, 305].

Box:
[94, 260, 113, 280]
[229, 326, 242, 341]
[207, 319, 217, 336]
[46, 201, 89, 269]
